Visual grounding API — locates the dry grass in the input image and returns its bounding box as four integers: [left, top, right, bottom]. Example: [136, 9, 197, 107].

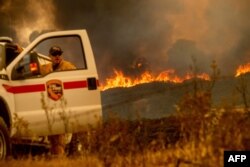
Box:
[1, 90, 250, 167]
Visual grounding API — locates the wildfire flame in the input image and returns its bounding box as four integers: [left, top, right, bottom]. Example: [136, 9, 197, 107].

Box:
[235, 63, 250, 77]
[100, 69, 210, 91]
[101, 61, 250, 91]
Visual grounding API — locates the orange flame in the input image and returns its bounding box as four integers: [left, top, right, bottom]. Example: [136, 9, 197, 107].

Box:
[100, 69, 210, 91]
[235, 63, 250, 77]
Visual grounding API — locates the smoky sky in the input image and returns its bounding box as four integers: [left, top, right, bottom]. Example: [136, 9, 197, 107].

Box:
[52, 0, 176, 79]
[1, 0, 250, 82]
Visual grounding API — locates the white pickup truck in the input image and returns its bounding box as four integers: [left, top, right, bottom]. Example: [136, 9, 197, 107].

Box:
[0, 30, 102, 159]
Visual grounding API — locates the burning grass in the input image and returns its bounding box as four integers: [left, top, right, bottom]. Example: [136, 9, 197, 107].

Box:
[2, 91, 250, 166]
[100, 69, 210, 91]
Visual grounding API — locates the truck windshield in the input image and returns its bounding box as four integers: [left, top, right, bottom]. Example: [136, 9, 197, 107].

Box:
[5, 43, 20, 67]
[0, 45, 3, 70]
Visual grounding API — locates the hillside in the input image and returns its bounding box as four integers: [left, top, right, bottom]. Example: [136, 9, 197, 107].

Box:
[101, 74, 249, 120]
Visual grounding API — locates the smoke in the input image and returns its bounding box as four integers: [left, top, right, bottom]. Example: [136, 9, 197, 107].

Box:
[0, 0, 58, 46]
[1, 0, 250, 81]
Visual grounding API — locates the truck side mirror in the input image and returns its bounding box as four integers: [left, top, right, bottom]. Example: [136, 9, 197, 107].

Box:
[12, 52, 40, 80]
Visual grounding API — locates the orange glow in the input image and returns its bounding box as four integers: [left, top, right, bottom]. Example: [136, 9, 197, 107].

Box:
[100, 69, 210, 91]
[29, 63, 38, 72]
[235, 63, 250, 77]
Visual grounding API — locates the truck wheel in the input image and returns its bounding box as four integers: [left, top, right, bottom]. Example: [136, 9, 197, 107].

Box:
[0, 117, 11, 159]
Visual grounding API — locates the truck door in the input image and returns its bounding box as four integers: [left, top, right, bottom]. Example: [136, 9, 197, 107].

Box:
[6, 30, 102, 137]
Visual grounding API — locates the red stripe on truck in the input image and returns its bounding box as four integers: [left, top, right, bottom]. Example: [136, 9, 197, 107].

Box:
[2, 80, 94, 94]
[63, 80, 88, 89]
[2, 84, 45, 94]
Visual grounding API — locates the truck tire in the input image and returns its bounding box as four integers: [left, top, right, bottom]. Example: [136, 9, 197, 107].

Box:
[0, 117, 11, 160]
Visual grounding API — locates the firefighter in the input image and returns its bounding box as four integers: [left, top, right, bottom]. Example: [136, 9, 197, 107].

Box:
[42, 46, 76, 156]
[41, 45, 76, 75]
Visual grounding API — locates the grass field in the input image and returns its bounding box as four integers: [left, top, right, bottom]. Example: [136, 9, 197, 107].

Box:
[1, 90, 250, 167]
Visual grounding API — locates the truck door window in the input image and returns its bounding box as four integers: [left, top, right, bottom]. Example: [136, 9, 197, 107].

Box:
[11, 35, 87, 80]
[34, 35, 87, 71]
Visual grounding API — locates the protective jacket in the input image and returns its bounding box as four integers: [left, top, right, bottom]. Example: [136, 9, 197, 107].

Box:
[41, 60, 76, 75]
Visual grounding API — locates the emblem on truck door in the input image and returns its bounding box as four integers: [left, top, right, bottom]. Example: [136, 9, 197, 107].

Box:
[46, 79, 63, 101]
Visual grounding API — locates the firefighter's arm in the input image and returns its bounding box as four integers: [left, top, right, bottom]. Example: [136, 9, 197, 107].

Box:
[40, 63, 52, 75]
